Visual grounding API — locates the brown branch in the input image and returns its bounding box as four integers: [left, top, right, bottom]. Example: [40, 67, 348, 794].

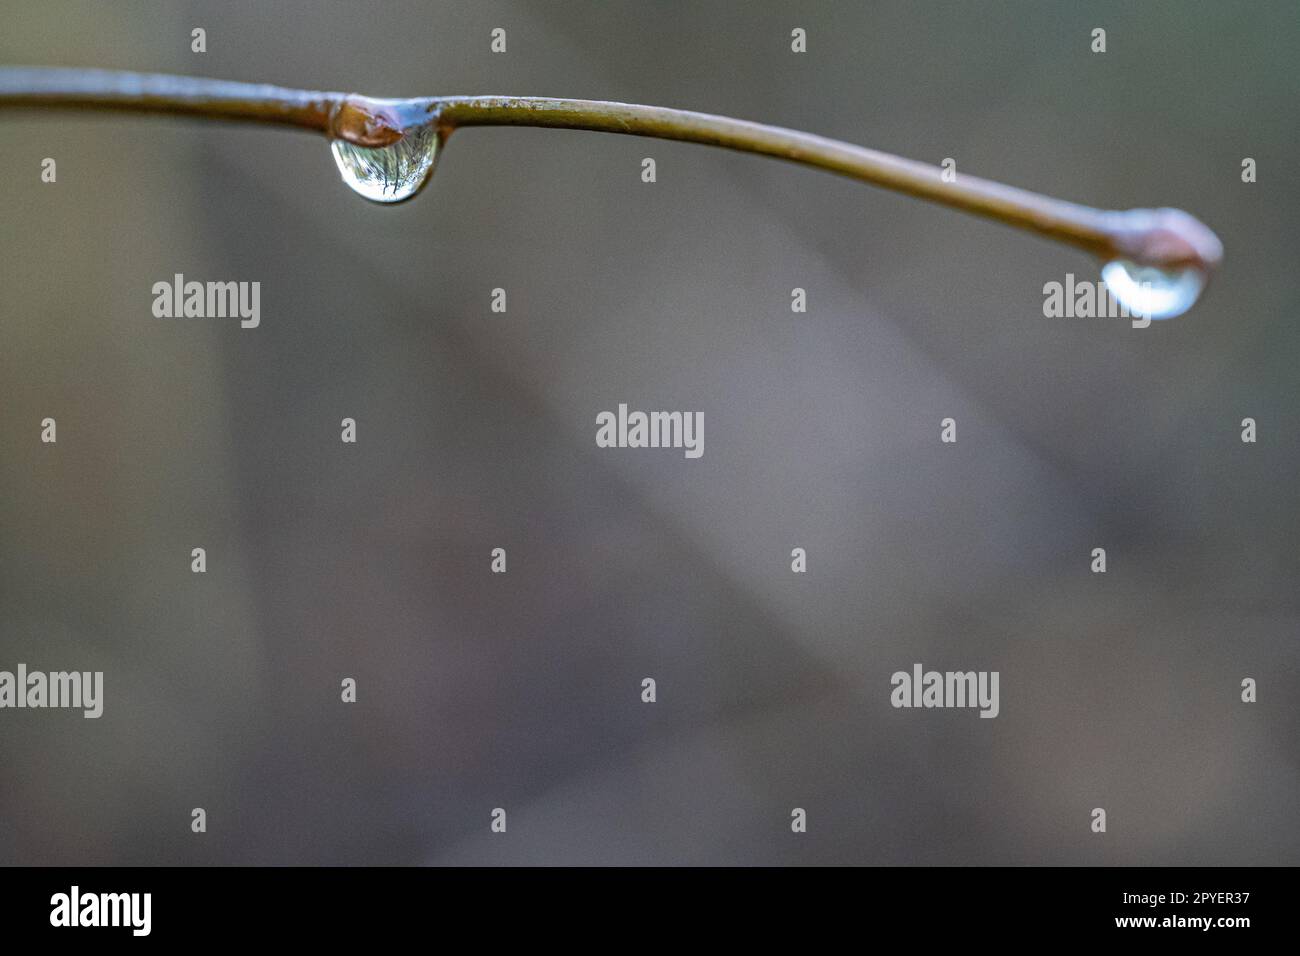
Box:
[0, 67, 1222, 276]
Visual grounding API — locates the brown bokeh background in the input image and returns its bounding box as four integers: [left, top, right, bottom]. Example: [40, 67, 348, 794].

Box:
[1, 1, 1297, 864]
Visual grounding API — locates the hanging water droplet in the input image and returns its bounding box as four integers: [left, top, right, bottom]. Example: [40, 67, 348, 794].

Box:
[1100, 259, 1206, 321]
[330, 123, 439, 203]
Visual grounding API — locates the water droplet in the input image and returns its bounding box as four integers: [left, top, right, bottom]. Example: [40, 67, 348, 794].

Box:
[1100, 259, 1206, 321]
[330, 124, 439, 203]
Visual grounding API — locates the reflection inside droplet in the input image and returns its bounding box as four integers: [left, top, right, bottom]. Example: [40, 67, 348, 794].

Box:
[1100, 259, 1206, 321]
[330, 124, 439, 203]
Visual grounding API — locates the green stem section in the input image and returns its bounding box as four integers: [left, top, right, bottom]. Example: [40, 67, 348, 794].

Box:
[0, 67, 1222, 274]
[442, 96, 1130, 257]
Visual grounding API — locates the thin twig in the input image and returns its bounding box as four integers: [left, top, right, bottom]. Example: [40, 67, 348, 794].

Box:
[0, 67, 1221, 274]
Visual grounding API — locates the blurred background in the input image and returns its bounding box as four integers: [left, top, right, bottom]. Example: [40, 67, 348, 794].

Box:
[1, 0, 1297, 865]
